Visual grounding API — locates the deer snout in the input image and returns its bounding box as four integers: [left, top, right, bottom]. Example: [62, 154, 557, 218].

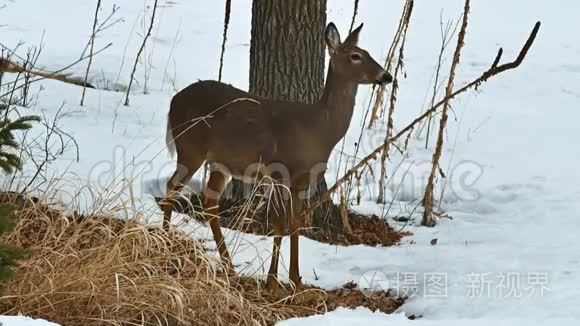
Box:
[377, 71, 393, 85]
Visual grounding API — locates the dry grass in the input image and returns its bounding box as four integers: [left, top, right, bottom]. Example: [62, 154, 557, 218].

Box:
[0, 193, 403, 325]
[0, 194, 314, 325]
[156, 181, 409, 247]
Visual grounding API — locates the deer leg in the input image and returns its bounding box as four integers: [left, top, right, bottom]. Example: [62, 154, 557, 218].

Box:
[265, 217, 284, 291]
[163, 161, 199, 230]
[202, 170, 233, 272]
[289, 189, 304, 288]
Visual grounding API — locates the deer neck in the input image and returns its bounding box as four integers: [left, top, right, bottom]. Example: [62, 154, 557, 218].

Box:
[318, 65, 358, 145]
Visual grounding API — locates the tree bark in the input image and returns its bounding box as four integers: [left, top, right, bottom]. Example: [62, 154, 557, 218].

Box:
[248, 0, 326, 103]
[220, 0, 343, 233]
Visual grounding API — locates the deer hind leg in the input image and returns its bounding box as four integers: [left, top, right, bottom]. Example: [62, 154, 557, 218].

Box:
[163, 157, 203, 230]
[265, 188, 288, 291]
[289, 188, 304, 288]
[202, 169, 233, 272]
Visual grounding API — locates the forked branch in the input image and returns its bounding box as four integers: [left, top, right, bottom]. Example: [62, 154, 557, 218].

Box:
[392, 21, 541, 143]
[302, 21, 541, 219]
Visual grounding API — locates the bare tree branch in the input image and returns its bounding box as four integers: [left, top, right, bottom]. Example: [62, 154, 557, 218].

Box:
[302, 21, 541, 219]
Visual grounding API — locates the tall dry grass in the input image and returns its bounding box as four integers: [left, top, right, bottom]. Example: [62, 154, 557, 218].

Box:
[0, 194, 323, 325]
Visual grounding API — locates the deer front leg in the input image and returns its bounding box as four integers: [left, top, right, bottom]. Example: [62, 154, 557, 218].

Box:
[202, 170, 233, 273]
[289, 189, 304, 288]
[266, 218, 284, 291]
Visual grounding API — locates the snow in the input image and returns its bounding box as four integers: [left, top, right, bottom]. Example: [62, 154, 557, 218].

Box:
[280, 308, 580, 326]
[1, 0, 579, 325]
[0, 316, 60, 326]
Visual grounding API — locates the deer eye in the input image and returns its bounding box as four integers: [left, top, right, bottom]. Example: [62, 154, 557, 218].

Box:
[350, 53, 362, 62]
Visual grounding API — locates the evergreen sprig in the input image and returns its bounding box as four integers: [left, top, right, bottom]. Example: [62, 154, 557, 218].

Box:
[0, 204, 28, 284]
[0, 105, 40, 173]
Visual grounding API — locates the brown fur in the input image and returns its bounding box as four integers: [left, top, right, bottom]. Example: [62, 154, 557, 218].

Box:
[163, 22, 392, 290]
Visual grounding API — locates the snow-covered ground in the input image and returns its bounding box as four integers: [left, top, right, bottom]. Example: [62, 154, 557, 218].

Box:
[0, 316, 59, 326]
[1, 0, 579, 325]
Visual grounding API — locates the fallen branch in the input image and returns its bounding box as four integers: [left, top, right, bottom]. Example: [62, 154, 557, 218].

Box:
[0, 43, 111, 98]
[302, 21, 541, 219]
[1, 58, 92, 90]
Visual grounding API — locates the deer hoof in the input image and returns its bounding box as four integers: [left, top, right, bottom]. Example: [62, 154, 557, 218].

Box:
[266, 275, 281, 293]
[290, 276, 303, 290]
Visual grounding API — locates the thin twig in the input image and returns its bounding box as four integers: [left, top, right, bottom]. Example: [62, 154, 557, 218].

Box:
[376, 0, 413, 203]
[367, 0, 413, 128]
[20, 104, 79, 194]
[79, 4, 121, 58]
[424, 12, 461, 148]
[348, 0, 360, 33]
[422, 0, 470, 227]
[81, 0, 102, 106]
[124, 0, 159, 106]
[333, 0, 365, 193]
[218, 0, 232, 81]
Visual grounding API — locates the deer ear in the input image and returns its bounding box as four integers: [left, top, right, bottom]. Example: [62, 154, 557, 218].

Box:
[344, 23, 363, 46]
[325, 22, 342, 54]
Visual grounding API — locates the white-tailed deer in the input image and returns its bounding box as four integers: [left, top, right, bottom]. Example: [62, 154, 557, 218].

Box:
[164, 22, 392, 290]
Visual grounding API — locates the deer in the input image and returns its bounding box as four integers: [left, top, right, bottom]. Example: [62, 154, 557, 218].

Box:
[163, 22, 392, 291]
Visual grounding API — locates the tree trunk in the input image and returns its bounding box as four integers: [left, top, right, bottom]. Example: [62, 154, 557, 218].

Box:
[248, 0, 326, 103]
[219, 0, 343, 233]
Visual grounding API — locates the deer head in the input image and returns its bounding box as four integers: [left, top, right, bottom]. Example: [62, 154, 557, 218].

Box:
[325, 22, 392, 85]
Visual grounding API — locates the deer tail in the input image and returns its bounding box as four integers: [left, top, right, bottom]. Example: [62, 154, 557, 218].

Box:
[166, 119, 176, 157]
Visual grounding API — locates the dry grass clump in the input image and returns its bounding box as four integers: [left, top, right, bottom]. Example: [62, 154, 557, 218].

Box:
[0, 195, 313, 325]
[156, 190, 410, 247]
